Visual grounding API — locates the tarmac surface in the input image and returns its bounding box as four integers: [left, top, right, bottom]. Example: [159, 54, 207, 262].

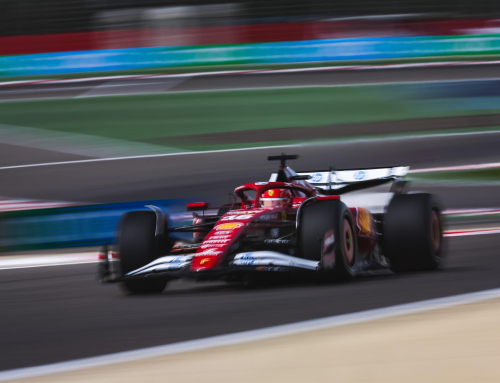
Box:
[1, 234, 499, 372]
[1, 65, 500, 373]
[1, 131, 500, 208]
[3, 64, 500, 102]
[13, 296, 500, 383]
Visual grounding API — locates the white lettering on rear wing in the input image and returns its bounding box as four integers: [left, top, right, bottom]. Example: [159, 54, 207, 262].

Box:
[275, 166, 410, 190]
[334, 166, 409, 183]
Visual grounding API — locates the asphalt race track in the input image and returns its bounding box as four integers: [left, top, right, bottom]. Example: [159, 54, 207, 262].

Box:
[1, 234, 499, 371]
[1, 65, 500, 372]
[3, 64, 500, 102]
[1, 132, 500, 208]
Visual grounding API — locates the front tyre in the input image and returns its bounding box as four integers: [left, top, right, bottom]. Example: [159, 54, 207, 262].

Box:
[384, 193, 444, 273]
[118, 211, 168, 294]
[299, 199, 357, 282]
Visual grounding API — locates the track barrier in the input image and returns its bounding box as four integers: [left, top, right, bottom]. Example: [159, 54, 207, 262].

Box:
[2, 34, 500, 76]
[0, 199, 194, 252]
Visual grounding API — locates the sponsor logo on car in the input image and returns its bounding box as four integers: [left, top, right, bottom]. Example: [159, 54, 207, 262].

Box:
[200, 243, 226, 249]
[260, 212, 279, 221]
[239, 260, 255, 265]
[197, 249, 223, 256]
[255, 182, 268, 185]
[210, 234, 231, 239]
[203, 239, 231, 244]
[311, 173, 323, 182]
[221, 214, 253, 221]
[215, 223, 244, 230]
[200, 258, 211, 265]
[214, 230, 232, 235]
[264, 239, 290, 244]
[353, 171, 365, 180]
[167, 257, 184, 263]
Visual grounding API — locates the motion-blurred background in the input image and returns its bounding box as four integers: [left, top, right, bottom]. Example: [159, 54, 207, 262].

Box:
[2, 0, 500, 251]
[1, 0, 500, 246]
[2, 0, 500, 52]
[1, 0, 500, 74]
[1, 1, 500, 381]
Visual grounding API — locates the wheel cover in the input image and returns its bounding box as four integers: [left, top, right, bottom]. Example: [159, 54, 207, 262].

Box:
[430, 210, 442, 254]
[342, 218, 355, 266]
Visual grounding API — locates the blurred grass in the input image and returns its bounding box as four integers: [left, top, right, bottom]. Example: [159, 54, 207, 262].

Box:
[0, 87, 410, 140]
[1, 86, 500, 151]
[175, 126, 500, 151]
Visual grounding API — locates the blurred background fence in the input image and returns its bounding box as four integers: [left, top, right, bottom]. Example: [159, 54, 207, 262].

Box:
[2, 1, 500, 45]
[2, 0, 500, 76]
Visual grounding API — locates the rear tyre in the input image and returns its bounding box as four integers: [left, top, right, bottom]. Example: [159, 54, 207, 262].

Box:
[384, 193, 444, 273]
[299, 199, 357, 282]
[118, 211, 168, 294]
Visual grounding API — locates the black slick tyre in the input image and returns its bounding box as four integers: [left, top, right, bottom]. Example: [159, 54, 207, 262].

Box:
[118, 211, 168, 294]
[384, 193, 444, 273]
[299, 199, 357, 282]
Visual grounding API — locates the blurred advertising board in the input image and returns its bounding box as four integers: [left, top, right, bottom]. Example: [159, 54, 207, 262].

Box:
[0, 199, 195, 252]
[1, 34, 500, 76]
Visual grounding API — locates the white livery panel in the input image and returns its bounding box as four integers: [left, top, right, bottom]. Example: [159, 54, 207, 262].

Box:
[126, 255, 194, 276]
[270, 166, 409, 191]
[232, 251, 319, 270]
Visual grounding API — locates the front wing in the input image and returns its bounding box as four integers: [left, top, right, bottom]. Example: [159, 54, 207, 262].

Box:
[101, 251, 320, 282]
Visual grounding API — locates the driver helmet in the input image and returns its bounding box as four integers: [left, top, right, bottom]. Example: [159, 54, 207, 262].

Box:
[260, 189, 292, 208]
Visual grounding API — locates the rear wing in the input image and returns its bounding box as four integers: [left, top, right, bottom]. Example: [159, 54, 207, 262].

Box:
[270, 166, 409, 194]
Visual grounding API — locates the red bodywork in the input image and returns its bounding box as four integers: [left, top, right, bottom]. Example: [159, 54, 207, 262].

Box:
[189, 182, 377, 272]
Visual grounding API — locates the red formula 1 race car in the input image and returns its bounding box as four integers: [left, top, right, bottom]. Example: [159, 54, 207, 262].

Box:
[98, 154, 445, 294]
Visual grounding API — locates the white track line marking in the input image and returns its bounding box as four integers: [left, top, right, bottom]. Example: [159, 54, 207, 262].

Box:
[73, 78, 500, 99]
[2, 60, 500, 87]
[1, 287, 500, 381]
[0, 144, 300, 170]
[444, 227, 500, 237]
[0, 253, 99, 270]
[0, 253, 96, 266]
[443, 208, 500, 216]
[3, 78, 500, 103]
[0, 81, 174, 95]
[2, 129, 500, 171]
[410, 162, 500, 173]
[312, 129, 500, 148]
[0, 261, 98, 271]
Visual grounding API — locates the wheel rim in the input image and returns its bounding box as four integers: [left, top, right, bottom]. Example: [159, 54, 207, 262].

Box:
[342, 218, 355, 266]
[430, 210, 442, 254]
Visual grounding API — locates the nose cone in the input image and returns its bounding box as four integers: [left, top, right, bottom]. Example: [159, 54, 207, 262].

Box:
[190, 210, 263, 272]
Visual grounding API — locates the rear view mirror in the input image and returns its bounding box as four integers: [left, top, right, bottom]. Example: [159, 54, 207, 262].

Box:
[186, 202, 209, 211]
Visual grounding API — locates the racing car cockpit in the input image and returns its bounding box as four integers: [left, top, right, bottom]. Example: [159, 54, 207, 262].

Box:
[234, 182, 317, 209]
